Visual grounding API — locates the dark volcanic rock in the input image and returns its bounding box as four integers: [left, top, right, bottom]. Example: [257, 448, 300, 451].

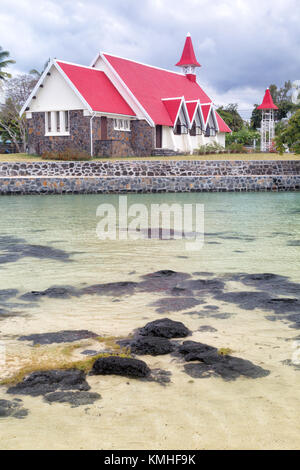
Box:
[19, 330, 99, 345]
[91, 356, 151, 378]
[129, 336, 176, 356]
[0, 399, 28, 419]
[20, 286, 81, 301]
[139, 318, 190, 338]
[138, 270, 191, 294]
[236, 273, 300, 296]
[178, 340, 270, 381]
[44, 391, 101, 407]
[185, 279, 225, 291]
[214, 290, 300, 315]
[198, 325, 218, 332]
[0, 289, 18, 300]
[150, 297, 202, 313]
[178, 341, 218, 361]
[0, 235, 74, 264]
[82, 281, 138, 296]
[7, 369, 90, 396]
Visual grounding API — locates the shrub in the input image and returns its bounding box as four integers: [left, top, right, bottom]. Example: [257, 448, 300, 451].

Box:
[227, 143, 247, 153]
[195, 142, 225, 155]
[226, 127, 260, 147]
[42, 147, 92, 161]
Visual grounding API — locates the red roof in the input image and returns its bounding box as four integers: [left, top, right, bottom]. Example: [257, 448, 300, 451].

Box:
[176, 35, 201, 67]
[56, 61, 135, 116]
[162, 98, 183, 125]
[215, 111, 231, 133]
[257, 89, 278, 110]
[201, 104, 211, 125]
[103, 54, 211, 126]
[186, 101, 198, 122]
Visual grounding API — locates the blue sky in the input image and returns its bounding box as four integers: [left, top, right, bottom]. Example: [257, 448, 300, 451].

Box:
[1, 0, 299, 118]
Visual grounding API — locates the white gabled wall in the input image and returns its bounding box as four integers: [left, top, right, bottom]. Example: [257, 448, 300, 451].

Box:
[29, 65, 84, 112]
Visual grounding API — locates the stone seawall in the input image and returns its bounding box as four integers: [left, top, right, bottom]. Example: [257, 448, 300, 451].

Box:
[0, 161, 299, 194]
[1, 160, 300, 177]
[0, 175, 299, 194]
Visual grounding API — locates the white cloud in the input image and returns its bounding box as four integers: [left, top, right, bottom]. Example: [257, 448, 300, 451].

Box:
[0, 0, 299, 115]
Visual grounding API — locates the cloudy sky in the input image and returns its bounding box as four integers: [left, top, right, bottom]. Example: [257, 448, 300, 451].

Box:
[1, 0, 299, 118]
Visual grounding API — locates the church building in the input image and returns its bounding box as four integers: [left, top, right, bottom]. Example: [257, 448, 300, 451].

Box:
[22, 34, 231, 157]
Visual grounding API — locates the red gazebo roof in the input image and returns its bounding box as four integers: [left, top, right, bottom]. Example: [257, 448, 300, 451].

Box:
[175, 34, 201, 67]
[257, 89, 278, 110]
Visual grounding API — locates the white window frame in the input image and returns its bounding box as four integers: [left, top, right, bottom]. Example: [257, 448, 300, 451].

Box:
[45, 111, 70, 136]
[113, 118, 131, 132]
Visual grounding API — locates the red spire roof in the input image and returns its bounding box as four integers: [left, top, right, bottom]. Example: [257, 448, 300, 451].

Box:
[176, 33, 201, 67]
[257, 88, 278, 110]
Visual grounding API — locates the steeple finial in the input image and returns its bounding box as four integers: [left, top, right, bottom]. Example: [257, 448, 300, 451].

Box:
[175, 34, 201, 82]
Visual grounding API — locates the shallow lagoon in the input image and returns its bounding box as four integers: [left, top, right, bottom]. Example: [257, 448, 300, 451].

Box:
[0, 192, 300, 450]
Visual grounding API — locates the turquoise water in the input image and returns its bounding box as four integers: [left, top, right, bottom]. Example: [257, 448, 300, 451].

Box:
[0, 192, 299, 449]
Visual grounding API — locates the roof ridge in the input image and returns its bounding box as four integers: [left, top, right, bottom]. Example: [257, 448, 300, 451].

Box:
[102, 52, 186, 77]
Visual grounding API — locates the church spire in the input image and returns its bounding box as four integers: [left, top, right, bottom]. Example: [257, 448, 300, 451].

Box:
[176, 33, 201, 82]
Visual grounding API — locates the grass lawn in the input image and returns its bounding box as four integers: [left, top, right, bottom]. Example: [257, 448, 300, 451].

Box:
[0, 152, 299, 162]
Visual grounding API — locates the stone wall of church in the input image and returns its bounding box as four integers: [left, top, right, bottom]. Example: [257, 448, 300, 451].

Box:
[27, 112, 155, 157]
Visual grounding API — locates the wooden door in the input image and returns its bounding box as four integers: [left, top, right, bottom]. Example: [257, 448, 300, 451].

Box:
[156, 125, 162, 148]
[101, 117, 108, 140]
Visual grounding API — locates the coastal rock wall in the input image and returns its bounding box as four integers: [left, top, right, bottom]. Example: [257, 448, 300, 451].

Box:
[0, 175, 299, 194]
[0, 160, 300, 178]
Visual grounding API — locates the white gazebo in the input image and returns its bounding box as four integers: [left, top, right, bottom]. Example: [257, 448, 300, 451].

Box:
[257, 88, 278, 152]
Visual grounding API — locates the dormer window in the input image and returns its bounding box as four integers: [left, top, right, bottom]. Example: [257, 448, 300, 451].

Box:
[174, 118, 188, 135]
[190, 122, 203, 136]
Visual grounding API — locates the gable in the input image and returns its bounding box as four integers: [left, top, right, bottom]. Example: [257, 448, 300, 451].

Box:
[28, 65, 84, 112]
[56, 61, 135, 116]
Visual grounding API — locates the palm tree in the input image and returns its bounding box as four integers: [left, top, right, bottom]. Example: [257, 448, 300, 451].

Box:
[0, 46, 15, 81]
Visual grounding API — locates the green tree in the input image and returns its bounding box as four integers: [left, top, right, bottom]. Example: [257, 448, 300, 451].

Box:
[275, 109, 300, 154]
[0, 46, 15, 81]
[0, 74, 36, 152]
[216, 104, 244, 132]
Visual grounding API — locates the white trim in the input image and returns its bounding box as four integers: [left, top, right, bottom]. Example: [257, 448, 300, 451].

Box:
[170, 97, 191, 131]
[53, 61, 93, 113]
[161, 97, 183, 101]
[20, 59, 54, 116]
[92, 52, 185, 77]
[201, 103, 212, 127]
[45, 132, 70, 137]
[20, 59, 92, 117]
[100, 52, 155, 127]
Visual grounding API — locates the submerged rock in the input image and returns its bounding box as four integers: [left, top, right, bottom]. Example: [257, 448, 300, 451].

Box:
[178, 340, 270, 381]
[0, 399, 28, 419]
[150, 297, 202, 313]
[7, 369, 90, 397]
[139, 318, 190, 338]
[0, 235, 74, 264]
[20, 286, 81, 301]
[82, 281, 138, 296]
[44, 391, 101, 407]
[198, 325, 218, 333]
[19, 330, 99, 345]
[91, 356, 151, 378]
[129, 336, 176, 356]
